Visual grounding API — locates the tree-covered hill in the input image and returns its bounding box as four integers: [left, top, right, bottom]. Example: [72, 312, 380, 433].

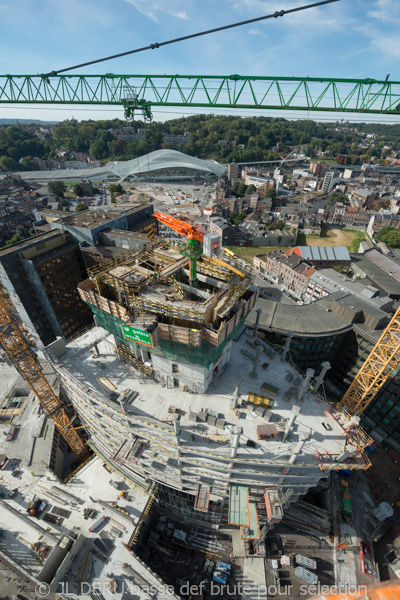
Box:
[1, 115, 400, 170]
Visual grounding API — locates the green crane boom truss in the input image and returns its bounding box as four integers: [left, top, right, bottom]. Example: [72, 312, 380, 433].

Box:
[1, 74, 400, 117]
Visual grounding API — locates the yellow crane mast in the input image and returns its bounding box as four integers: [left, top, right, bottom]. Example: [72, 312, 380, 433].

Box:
[0, 290, 89, 461]
[338, 305, 400, 415]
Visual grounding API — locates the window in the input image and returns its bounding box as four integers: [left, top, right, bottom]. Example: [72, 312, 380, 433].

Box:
[172, 363, 179, 373]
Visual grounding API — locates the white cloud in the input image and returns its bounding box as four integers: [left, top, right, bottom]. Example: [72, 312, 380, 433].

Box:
[368, 0, 400, 22]
[358, 24, 400, 61]
[227, 0, 346, 31]
[123, 0, 188, 22]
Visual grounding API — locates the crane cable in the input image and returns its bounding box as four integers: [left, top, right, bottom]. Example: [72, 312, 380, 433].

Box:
[41, 0, 340, 77]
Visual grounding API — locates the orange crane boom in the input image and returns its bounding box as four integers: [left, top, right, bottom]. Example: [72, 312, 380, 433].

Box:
[155, 211, 204, 242]
[155, 212, 205, 286]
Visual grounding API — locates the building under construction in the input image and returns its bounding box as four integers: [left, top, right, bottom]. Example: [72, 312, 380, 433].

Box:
[42, 236, 373, 538]
[77, 238, 256, 393]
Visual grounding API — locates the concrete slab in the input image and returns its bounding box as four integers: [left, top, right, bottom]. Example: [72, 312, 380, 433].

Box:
[57, 326, 364, 472]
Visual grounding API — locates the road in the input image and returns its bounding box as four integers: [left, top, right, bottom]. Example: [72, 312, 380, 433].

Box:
[254, 273, 297, 306]
[102, 183, 111, 207]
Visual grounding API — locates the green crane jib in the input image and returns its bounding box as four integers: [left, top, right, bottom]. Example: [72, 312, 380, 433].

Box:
[1, 74, 400, 119]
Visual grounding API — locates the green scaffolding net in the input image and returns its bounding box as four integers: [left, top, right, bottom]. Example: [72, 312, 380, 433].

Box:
[86, 302, 248, 368]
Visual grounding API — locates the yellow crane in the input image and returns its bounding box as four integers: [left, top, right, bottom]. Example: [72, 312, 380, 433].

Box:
[0, 289, 89, 461]
[338, 305, 400, 415]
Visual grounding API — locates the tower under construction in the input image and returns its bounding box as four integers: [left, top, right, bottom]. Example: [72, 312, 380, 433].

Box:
[77, 239, 255, 393]
[43, 237, 372, 536]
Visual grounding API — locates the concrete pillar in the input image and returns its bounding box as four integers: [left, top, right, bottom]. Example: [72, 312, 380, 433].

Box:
[253, 308, 262, 338]
[288, 432, 308, 464]
[283, 405, 301, 442]
[174, 415, 182, 467]
[173, 414, 181, 439]
[231, 377, 243, 409]
[335, 444, 357, 463]
[298, 368, 314, 403]
[313, 361, 331, 394]
[251, 348, 262, 377]
[230, 426, 242, 459]
[281, 331, 293, 362]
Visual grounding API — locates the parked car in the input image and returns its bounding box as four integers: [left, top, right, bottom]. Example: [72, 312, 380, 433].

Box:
[297, 301, 304, 305]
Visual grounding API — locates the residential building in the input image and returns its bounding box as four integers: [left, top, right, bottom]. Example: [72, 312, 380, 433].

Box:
[310, 161, 329, 178]
[350, 188, 377, 208]
[162, 133, 191, 147]
[228, 162, 240, 179]
[209, 217, 246, 246]
[254, 251, 320, 301]
[321, 170, 340, 193]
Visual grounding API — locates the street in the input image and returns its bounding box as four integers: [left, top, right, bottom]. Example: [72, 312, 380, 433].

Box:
[254, 273, 297, 306]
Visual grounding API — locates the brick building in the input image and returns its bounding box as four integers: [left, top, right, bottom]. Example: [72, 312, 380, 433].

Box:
[254, 251, 327, 301]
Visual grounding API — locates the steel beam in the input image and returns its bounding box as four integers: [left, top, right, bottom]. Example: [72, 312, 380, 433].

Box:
[0, 74, 400, 115]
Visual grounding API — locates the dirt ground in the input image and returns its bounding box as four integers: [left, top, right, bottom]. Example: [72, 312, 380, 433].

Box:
[306, 229, 362, 248]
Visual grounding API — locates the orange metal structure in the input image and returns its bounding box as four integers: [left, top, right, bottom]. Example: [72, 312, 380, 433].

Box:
[0, 290, 89, 461]
[308, 580, 400, 600]
[155, 211, 204, 242]
[155, 211, 205, 285]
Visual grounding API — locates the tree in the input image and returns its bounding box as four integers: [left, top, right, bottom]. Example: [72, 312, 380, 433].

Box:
[375, 226, 400, 248]
[108, 183, 124, 198]
[231, 182, 247, 197]
[263, 187, 277, 200]
[73, 183, 85, 197]
[21, 156, 36, 170]
[328, 192, 348, 206]
[0, 155, 17, 171]
[75, 203, 88, 212]
[48, 181, 66, 198]
[245, 184, 256, 195]
[230, 212, 247, 225]
[5, 233, 24, 245]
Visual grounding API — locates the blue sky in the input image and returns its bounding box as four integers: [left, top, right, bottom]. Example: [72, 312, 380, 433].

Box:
[1, 0, 400, 122]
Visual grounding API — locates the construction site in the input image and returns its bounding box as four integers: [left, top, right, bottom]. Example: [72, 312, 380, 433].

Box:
[0, 215, 384, 597]
[9, 178, 400, 599]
